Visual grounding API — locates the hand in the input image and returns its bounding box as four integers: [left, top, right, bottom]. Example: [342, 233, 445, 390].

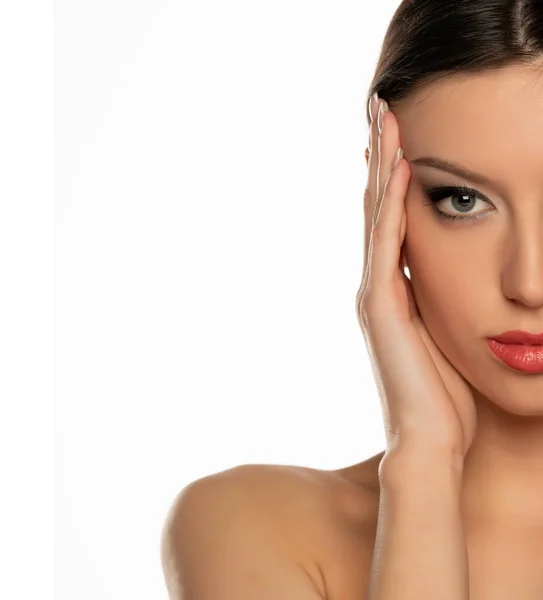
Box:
[356, 96, 478, 462]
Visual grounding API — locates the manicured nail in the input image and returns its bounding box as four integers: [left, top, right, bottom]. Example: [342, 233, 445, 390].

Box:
[378, 100, 389, 135]
[393, 147, 404, 169]
[368, 92, 379, 124]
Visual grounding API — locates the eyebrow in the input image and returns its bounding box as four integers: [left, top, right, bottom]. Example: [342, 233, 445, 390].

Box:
[409, 156, 495, 188]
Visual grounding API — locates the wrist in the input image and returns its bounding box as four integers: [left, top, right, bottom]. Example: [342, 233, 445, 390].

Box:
[379, 445, 464, 490]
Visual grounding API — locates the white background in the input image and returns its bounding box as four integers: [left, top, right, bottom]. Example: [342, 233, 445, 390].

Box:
[52, 1, 401, 598]
[1, 1, 51, 600]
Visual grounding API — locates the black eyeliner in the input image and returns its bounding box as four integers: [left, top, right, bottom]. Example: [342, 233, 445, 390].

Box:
[421, 183, 493, 222]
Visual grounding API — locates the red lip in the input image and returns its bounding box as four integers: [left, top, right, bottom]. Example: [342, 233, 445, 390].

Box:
[490, 330, 543, 345]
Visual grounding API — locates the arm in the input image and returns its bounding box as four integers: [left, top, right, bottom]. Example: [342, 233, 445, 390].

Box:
[160, 468, 326, 600]
[367, 449, 470, 600]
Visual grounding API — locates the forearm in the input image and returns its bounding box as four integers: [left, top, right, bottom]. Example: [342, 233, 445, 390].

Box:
[367, 450, 470, 600]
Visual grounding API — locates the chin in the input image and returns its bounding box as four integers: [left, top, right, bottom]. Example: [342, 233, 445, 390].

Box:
[467, 375, 543, 418]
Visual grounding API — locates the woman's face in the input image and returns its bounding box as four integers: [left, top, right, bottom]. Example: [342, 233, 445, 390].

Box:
[395, 62, 543, 414]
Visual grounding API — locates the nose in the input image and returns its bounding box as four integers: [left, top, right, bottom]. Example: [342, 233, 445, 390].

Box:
[502, 225, 543, 309]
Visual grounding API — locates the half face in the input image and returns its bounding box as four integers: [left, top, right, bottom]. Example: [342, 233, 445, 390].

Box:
[394, 62, 543, 413]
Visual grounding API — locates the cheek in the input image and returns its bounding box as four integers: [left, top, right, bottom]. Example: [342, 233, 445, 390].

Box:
[402, 194, 488, 342]
[405, 236, 475, 369]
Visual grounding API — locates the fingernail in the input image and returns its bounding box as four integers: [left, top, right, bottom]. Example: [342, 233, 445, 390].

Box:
[378, 100, 389, 135]
[368, 92, 379, 124]
[393, 147, 404, 169]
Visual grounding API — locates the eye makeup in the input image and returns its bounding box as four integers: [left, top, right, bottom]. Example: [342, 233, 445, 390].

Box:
[421, 182, 495, 222]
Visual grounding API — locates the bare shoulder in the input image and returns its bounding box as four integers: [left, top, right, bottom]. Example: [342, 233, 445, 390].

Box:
[161, 454, 384, 599]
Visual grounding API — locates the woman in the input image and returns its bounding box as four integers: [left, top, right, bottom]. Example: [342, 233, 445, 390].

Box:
[161, 1, 543, 598]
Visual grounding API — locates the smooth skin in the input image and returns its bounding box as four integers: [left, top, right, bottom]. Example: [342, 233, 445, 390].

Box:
[161, 63, 543, 599]
[358, 93, 477, 463]
[359, 94, 471, 599]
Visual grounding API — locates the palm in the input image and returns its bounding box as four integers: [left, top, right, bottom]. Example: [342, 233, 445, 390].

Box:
[394, 262, 478, 457]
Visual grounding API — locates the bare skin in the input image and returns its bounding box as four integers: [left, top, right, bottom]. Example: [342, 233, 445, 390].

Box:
[390, 64, 543, 596]
[394, 62, 543, 528]
[163, 457, 543, 599]
[318, 63, 543, 598]
[163, 63, 543, 599]
[327, 63, 543, 597]
[232, 455, 543, 600]
[334, 455, 543, 599]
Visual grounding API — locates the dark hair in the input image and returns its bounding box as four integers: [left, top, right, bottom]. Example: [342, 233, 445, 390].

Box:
[366, 0, 543, 125]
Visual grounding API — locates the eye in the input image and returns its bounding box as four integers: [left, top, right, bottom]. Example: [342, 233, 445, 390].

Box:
[422, 184, 495, 222]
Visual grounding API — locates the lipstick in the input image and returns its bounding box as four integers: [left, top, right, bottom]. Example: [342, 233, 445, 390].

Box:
[487, 330, 543, 373]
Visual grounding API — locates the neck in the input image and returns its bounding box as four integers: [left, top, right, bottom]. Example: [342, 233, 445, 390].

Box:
[461, 390, 543, 526]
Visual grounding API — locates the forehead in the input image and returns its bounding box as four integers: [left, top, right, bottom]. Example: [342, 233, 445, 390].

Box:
[395, 63, 543, 192]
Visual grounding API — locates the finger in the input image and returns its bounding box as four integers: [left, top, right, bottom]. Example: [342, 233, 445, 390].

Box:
[363, 94, 381, 268]
[365, 94, 379, 206]
[375, 104, 403, 227]
[366, 155, 410, 292]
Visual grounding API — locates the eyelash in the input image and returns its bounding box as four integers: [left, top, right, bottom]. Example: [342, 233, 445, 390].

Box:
[422, 183, 494, 222]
